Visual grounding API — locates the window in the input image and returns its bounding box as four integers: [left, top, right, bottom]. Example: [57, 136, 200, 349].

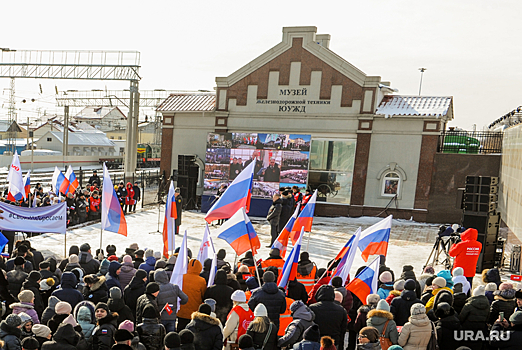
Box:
[308, 139, 356, 204]
[47, 137, 52, 142]
[382, 172, 401, 197]
[118, 136, 122, 140]
[110, 136, 114, 139]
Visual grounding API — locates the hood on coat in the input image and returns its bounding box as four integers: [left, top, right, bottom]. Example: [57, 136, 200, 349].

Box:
[128, 275, 146, 290]
[433, 289, 454, 308]
[154, 269, 169, 285]
[297, 261, 314, 276]
[97, 312, 118, 326]
[79, 251, 93, 264]
[48, 296, 60, 310]
[292, 304, 314, 322]
[121, 263, 135, 273]
[145, 256, 156, 267]
[108, 298, 125, 312]
[215, 270, 227, 285]
[54, 323, 79, 345]
[400, 290, 417, 301]
[77, 305, 93, 323]
[401, 270, 417, 281]
[203, 258, 212, 271]
[61, 272, 77, 288]
[465, 295, 490, 311]
[409, 313, 430, 326]
[187, 259, 202, 275]
[261, 281, 281, 295]
[461, 228, 478, 241]
[91, 276, 107, 291]
[436, 270, 453, 288]
[315, 285, 335, 302]
[108, 261, 122, 277]
[368, 309, 394, 321]
[190, 311, 220, 328]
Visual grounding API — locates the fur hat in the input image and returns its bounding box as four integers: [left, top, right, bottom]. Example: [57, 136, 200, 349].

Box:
[129, 243, 139, 251]
[303, 324, 320, 342]
[423, 266, 435, 274]
[114, 329, 134, 342]
[55, 301, 72, 315]
[394, 280, 405, 291]
[453, 267, 464, 277]
[21, 337, 39, 350]
[165, 332, 181, 349]
[290, 300, 305, 313]
[146, 282, 160, 294]
[376, 299, 390, 312]
[485, 282, 497, 292]
[499, 282, 514, 291]
[411, 303, 426, 315]
[359, 326, 379, 343]
[28, 271, 41, 282]
[145, 249, 154, 258]
[106, 245, 117, 255]
[515, 290, 522, 299]
[179, 329, 194, 344]
[135, 249, 145, 257]
[231, 290, 247, 302]
[40, 278, 55, 291]
[263, 271, 275, 283]
[404, 279, 416, 291]
[473, 285, 486, 297]
[5, 314, 21, 328]
[334, 291, 343, 303]
[509, 311, 522, 325]
[432, 277, 447, 288]
[14, 256, 25, 266]
[254, 303, 268, 317]
[379, 271, 393, 283]
[18, 290, 34, 303]
[123, 255, 133, 264]
[238, 334, 253, 349]
[32, 324, 51, 338]
[198, 303, 212, 316]
[366, 294, 380, 305]
[83, 274, 99, 285]
[110, 287, 122, 300]
[119, 320, 134, 332]
[95, 302, 109, 313]
[69, 254, 79, 264]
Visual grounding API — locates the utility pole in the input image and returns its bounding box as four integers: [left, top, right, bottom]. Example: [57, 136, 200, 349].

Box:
[418, 68, 427, 96]
[63, 105, 69, 166]
[7, 78, 15, 154]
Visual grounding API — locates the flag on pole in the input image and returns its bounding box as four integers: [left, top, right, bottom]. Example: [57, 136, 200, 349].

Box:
[290, 190, 317, 244]
[278, 227, 304, 289]
[23, 171, 31, 197]
[7, 151, 25, 201]
[164, 303, 173, 315]
[197, 223, 215, 264]
[207, 253, 217, 287]
[51, 167, 70, 196]
[205, 161, 255, 223]
[101, 163, 127, 236]
[272, 203, 300, 258]
[0, 232, 8, 253]
[346, 256, 381, 305]
[162, 181, 176, 257]
[214, 207, 260, 256]
[170, 230, 188, 310]
[358, 215, 392, 262]
[331, 227, 361, 286]
[65, 166, 79, 194]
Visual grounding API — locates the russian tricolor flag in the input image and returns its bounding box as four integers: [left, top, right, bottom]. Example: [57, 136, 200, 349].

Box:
[23, 171, 30, 198]
[7, 151, 25, 201]
[101, 163, 127, 236]
[290, 189, 317, 244]
[278, 227, 304, 289]
[163, 181, 176, 257]
[358, 215, 392, 262]
[205, 161, 255, 223]
[214, 207, 260, 256]
[272, 203, 300, 258]
[197, 223, 215, 264]
[346, 256, 380, 304]
[331, 227, 361, 286]
[65, 166, 79, 194]
[52, 167, 70, 195]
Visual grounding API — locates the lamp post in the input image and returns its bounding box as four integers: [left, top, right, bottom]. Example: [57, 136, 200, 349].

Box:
[418, 68, 427, 96]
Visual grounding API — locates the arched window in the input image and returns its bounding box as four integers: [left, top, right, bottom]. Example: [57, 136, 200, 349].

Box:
[381, 171, 401, 197]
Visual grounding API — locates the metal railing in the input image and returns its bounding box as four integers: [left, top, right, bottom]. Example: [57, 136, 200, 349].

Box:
[437, 130, 503, 154]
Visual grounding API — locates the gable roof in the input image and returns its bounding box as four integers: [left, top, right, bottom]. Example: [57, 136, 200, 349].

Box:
[375, 95, 453, 119]
[41, 131, 115, 147]
[157, 93, 216, 112]
[75, 106, 126, 119]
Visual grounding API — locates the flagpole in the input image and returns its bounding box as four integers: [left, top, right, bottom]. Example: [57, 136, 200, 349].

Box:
[307, 258, 337, 297]
[100, 227, 103, 253]
[64, 230, 67, 259]
[233, 253, 238, 270]
[306, 230, 311, 251]
[248, 238, 263, 288]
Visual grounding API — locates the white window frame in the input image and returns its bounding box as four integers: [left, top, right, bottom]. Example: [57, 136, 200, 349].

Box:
[381, 171, 401, 197]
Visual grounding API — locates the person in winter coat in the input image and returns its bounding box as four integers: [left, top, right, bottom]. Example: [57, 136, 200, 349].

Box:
[485, 283, 497, 304]
[309, 284, 347, 350]
[490, 310, 522, 350]
[287, 279, 309, 304]
[21, 271, 44, 318]
[51, 272, 84, 310]
[0, 314, 22, 350]
[223, 290, 253, 349]
[452, 283, 467, 314]
[136, 304, 166, 350]
[278, 300, 316, 349]
[366, 300, 399, 345]
[482, 267, 502, 288]
[489, 282, 517, 325]
[136, 282, 160, 324]
[377, 271, 394, 300]
[293, 324, 321, 350]
[248, 271, 286, 327]
[10, 290, 39, 324]
[433, 302, 462, 350]
[390, 279, 422, 327]
[398, 265, 422, 299]
[425, 277, 453, 312]
[83, 274, 109, 305]
[246, 304, 278, 350]
[384, 280, 404, 305]
[266, 194, 282, 246]
[177, 259, 207, 331]
[47, 301, 72, 334]
[124, 182, 135, 214]
[108, 287, 135, 324]
[41, 296, 60, 325]
[119, 255, 136, 290]
[459, 286, 490, 350]
[449, 228, 482, 287]
[204, 270, 234, 325]
[105, 261, 122, 294]
[123, 269, 147, 318]
[32, 324, 52, 348]
[41, 323, 79, 350]
[331, 277, 352, 315]
[426, 289, 453, 322]
[418, 266, 435, 294]
[7, 257, 28, 297]
[186, 303, 223, 350]
[92, 302, 118, 350]
[452, 267, 471, 295]
[75, 305, 95, 340]
[154, 269, 188, 333]
[354, 294, 380, 336]
[139, 249, 157, 279]
[397, 303, 432, 350]
[356, 327, 381, 350]
[278, 191, 294, 233]
[436, 270, 454, 289]
[78, 243, 100, 275]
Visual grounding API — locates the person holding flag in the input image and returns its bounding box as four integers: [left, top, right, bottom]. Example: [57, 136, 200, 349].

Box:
[163, 181, 177, 258]
[154, 268, 188, 333]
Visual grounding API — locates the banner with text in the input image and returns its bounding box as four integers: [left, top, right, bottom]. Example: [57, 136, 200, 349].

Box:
[0, 202, 66, 234]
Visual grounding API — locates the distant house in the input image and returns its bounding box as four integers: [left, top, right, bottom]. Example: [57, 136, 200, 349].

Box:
[33, 119, 80, 139]
[73, 106, 127, 131]
[105, 121, 160, 144]
[35, 131, 117, 156]
[0, 120, 26, 140]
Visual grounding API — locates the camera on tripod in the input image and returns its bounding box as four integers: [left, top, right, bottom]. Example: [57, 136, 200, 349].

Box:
[425, 223, 464, 270]
[438, 224, 465, 243]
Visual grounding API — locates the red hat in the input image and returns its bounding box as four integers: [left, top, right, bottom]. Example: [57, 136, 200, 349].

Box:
[108, 255, 119, 262]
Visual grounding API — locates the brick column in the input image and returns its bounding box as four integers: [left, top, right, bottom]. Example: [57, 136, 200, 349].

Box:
[413, 134, 438, 210]
[349, 120, 373, 216]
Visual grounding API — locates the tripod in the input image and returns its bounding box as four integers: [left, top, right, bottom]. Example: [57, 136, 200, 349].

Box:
[424, 235, 457, 270]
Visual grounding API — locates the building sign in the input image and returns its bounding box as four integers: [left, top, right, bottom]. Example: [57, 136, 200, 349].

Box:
[255, 88, 331, 113]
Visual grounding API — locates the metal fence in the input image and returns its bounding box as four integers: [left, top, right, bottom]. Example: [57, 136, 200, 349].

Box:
[140, 170, 165, 207]
[437, 131, 503, 154]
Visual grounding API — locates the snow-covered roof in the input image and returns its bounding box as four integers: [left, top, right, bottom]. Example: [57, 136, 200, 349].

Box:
[43, 131, 115, 147]
[157, 93, 216, 112]
[33, 119, 80, 133]
[75, 106, 126, 119]
[376, 95, 453, 118]
[0, 120, 23, 133]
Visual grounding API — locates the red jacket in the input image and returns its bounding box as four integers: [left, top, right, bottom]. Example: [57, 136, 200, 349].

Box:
[449, 228, 482, 277]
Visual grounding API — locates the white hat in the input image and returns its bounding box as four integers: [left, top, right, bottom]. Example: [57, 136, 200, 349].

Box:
[254, 303, 268, 317]
[453, 267, 464, 277]
[411, 303, 426, 315]
[473, 285, 486, 297]
[485, 283, 497, 292]
[231, 290, 247, 303]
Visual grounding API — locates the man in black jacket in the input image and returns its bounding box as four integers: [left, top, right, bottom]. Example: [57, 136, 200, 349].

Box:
[203, 270, 233, 325]
[78, 243, 100, 275]
[266, 194, 282, 246]
[248, 271, 286, 327]
[390, 279, 422, 326]
[132, 181, 140, 212]
[136, 282, 160, 324]
[309, 284, 347, 350]
[186, 303, 223, 350]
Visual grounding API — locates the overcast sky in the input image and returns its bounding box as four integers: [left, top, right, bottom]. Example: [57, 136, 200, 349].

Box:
[0, 0, 520, 129]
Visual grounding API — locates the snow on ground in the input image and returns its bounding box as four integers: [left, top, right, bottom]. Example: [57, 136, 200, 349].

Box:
[28, 206, 442, 279]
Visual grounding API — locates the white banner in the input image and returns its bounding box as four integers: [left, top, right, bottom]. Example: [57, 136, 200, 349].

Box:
[0, 202, 66, 234]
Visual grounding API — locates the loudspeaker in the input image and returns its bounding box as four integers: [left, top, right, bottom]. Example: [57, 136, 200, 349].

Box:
[464, 176, 499, 214]
[462, 213, 502, 272]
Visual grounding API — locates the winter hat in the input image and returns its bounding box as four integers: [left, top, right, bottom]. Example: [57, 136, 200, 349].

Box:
[379, 271, 393, 283]
[359, 326, 379, 343]
[129, 243, 139, 251]
[198, 303, 212, 316]
[375, 299, 389, 313]
[32, 324, 51, 338]
[69, 254, 79, 264]
[155, 260, 167, 270]
[388, 346, 404, 350]
[404, 279, 416, 291]
[145, 249, 154, 258]
[238, 334, 254, 350]
[135, 249, 145, 257]
[154, 251, 161, 260]
[18, 290, 34, 303]
[5, 314, 22, 328]
[410, 303, 426, 316]
[165, 332, 181, 349]
[119, 320, 134, 333]
[179, 329, 194, 345]
[204, 299, 217, 312]
[515, 290, 522, 299]
[366, 294, 380, 305]
[334, 291, 343, 303]
[167, 255, 177, 265]
[28, 271, 41, 282]
[499, 282, 514, 291]
[99, 259, 110, 273]
[471, 285, 485, 297]
[423, 266, 435, 274]
[21, 337, 39, 350]
[123, 255, 133, 264]
[40, 278, 55, 291]
[55, 301, 72, 315]
[402, 265, 414, 272]
[509, 311, 522, 325]
[114, 329, 134, 342]
[303, 324, 321, 342]
[246, 277, 259, 290]
[254, 304, 268, 317]
[142, 305, 157, 319]
[106, 244, 117, 255]
[62, 314, 78, 327]
[146, 282, 160, 294]
[238, 265, 249, 273]
[217, 249, 226, 260]
[95, 302, 109, 313]
[435, 302, 452, 318]
[110, 287, 122, 300]
[83, 274, 99, 285]
[135, 269, 148, 280]
[453, 283, 463, 294]
[18, 312, 32, 325]
[394, 280, 405, 291]
[263, 271, 275, 283]
[485, 282, 497, 292]
[300, 252, 310, 261]
[331, 276, 343, 288]
[269, 248, 281, 258]
[80, 243, 90, 252]
[290, 300, 305, 313]
[14, 256, 25, 266]
[432, 277, 447, 288]
[231, 290, 247, 303]
[453, 267, 464, 277]
[108, 255, 119, 262]
[39, 261, 50, 269]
